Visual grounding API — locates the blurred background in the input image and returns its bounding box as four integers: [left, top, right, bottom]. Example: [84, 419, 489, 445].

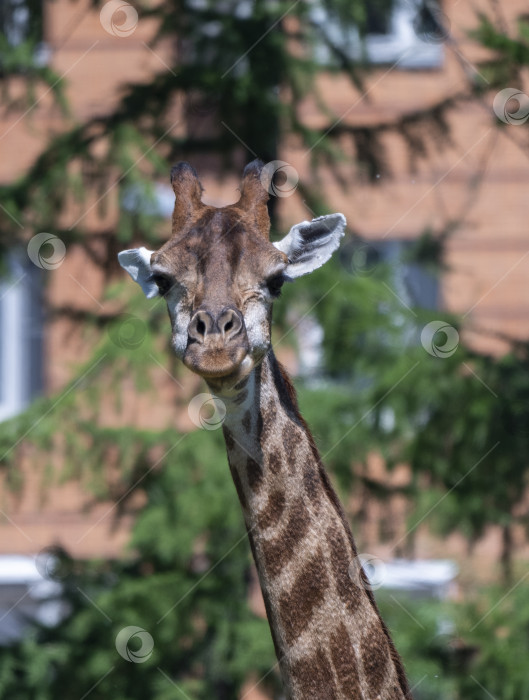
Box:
[1, 0, 529, 697]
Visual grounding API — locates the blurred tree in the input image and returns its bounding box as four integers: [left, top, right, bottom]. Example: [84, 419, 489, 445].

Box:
[1, 1, 529, 698]
[375, 579, 529, 700]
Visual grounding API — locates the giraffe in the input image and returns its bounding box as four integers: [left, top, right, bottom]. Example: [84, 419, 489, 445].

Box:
[118, 160, 411, 699]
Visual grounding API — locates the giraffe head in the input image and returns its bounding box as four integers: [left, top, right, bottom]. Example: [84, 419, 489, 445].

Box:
[118, 160, 345, 390]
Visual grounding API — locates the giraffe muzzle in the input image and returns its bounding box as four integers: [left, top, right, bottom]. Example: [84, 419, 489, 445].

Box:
[188, 308, 244, 344]
[184, 307, 250, 378]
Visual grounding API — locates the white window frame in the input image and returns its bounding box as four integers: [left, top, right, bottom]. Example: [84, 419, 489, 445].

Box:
[0, 555, 65, 644]
[0, 255, 42, 422]
[310, 0, 444, 70]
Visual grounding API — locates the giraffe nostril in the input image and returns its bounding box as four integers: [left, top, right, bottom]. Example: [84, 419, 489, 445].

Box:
[188, 310, 214, 344]
[219, 309, 242, 340]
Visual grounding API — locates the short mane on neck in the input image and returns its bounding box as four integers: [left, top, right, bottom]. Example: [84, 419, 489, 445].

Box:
[217, 350, 410, 700]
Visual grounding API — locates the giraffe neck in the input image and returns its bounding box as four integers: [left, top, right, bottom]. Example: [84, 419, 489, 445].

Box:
[214, 351, 410, 700]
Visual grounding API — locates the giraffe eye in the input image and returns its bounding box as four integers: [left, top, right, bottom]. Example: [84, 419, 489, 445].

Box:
[266, 274, 285, 298]
[148, 273, 172, 296]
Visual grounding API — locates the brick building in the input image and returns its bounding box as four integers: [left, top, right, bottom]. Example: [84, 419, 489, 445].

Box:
[1, 0, 528, 596]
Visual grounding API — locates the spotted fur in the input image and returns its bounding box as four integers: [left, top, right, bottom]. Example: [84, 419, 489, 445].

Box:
[119, 161, 411, 699]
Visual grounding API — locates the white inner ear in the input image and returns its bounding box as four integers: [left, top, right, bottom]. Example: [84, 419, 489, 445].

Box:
[274, 213, 346, 279]
[117, 247, 159, 298]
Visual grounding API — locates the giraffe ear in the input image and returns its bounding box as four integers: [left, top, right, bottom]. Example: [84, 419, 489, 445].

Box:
[118, 247, 159, 298]
[274, 214, 346, 279]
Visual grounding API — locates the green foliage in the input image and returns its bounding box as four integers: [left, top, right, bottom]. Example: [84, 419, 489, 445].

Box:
[377, 579, 529, 700]
[1, 1, 529, 697]
[378, 593, 458, 700]
[0, 428, 277, 699]
[470, 13, 529, 88]
[287, 245, 529, 567]
[405, 347, 529, 545]
[0, 0, 63, 106]
[0, 0, 468, 250]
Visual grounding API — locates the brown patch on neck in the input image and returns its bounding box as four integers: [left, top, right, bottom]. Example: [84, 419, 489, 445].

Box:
[361, 627, 391, 698]
[290, 647, 338, 698]
[256, 488, 286, 531]
[259, 401, 278, 444]
[246, 457, 263, 492]
[303, 469, 322, 508]
[327, 522, 361, 614]
[259, 495, 311, 579]
[277, 548, 329, 645]
[329, 622, 362, 697]
[268, 352, 303, 421]
[265, 449, 282, 475]
[246, 528, 285, 664]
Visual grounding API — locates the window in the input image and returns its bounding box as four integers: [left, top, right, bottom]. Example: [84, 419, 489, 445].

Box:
[0, 0, 43, 46]
[367, 238, 439, 309]
[339, 237, 439, 310]
[310, 0, 444, 70]
[296, 238, 438, 380]
[0, 253, 43, 423]
[0, 0, 48, 71]
[0, 555, 66, 645]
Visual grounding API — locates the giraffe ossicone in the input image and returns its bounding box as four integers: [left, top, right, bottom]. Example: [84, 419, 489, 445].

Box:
[119, 160, 411, 699]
